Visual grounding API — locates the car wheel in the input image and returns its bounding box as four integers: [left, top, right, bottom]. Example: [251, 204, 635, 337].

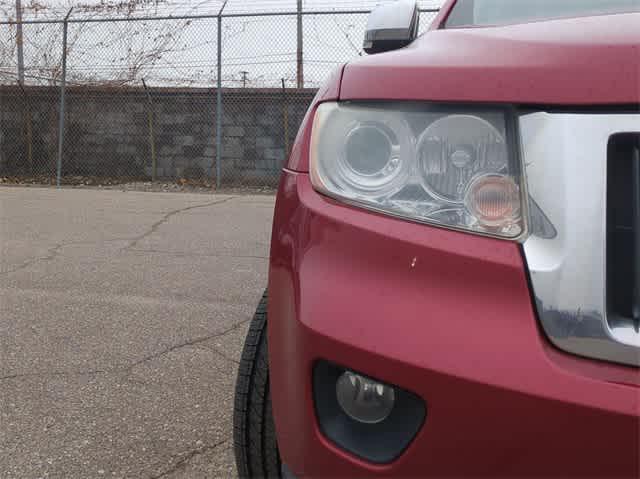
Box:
[233, 291, 281, 479]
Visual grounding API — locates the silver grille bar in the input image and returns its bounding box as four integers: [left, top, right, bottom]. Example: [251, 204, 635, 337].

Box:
[520, 112, 640, 367]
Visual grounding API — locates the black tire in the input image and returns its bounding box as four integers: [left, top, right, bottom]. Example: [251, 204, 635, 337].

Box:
[233, 291, 281, 479]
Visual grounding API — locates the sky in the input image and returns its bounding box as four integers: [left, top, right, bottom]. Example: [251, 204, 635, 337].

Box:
[4, 1, 444, 19]
[1, 1, 444, 88]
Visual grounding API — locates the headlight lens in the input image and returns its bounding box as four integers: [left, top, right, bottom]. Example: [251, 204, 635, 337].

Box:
[417, 115, 509, 203]
[338, 122, 405, 193]
[313, 108, 413, 197]
[310, 103, 526, 239]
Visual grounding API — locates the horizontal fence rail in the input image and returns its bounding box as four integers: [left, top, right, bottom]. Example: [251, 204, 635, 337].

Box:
[0, 9, 439, 189]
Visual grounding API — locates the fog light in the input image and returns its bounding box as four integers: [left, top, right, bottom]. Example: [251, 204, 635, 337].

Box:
[315, 362, 426, 463]
[336, 371, 395, 424]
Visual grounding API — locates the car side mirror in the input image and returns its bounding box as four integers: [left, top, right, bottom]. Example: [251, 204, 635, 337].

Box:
[363, 0, 420, 55]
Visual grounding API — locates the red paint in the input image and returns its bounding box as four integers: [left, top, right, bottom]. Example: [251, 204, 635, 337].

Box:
[268, 7, 639, 478]
[341, 12, 640, 105]
[268, 170, 639, 478]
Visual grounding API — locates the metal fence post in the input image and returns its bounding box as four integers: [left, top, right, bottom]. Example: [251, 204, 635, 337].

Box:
[215, 12, 223, 189]
[281, 78, 290, 158]
[56, 9, 72, 187]
[141, 78, 157, 182]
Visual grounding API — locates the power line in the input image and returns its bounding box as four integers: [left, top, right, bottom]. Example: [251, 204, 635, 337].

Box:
[0, 4, 441, 88]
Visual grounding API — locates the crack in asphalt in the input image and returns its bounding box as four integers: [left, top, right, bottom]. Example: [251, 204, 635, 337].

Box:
[123, 317, 251, 372]
[0, 237, 127, 276]
[0, 368, 111, 382]
[0, 242, 66, 276]
[124, 197, 237, 250]
[149, 438, 230, 479]
[0, 196, 237, 277]
[1, 192, 261, 476]
[0, 318, 250, 382]
[199, 345, 241, 365]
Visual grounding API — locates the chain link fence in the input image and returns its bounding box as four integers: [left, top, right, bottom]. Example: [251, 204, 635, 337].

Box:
[0, 8, 439, 189]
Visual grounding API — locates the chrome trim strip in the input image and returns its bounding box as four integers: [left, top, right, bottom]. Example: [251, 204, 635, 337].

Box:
[520, 112, 640, 367]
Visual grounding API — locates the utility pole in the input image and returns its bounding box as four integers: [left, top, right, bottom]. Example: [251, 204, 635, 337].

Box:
[240, 71, 249, 88]
[215, 0, 230, 188]
[56, 8, 73, 187]
[15, 0, 24, 85]
[296, 0, 304, 89]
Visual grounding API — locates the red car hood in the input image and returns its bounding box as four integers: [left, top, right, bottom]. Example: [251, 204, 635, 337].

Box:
[340, 12, 640, 105]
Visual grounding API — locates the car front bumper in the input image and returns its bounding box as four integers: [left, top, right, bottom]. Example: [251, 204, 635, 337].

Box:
[268, 169, 640, 478]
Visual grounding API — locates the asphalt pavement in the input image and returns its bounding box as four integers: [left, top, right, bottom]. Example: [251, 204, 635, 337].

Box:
[0, 186, 275, 478]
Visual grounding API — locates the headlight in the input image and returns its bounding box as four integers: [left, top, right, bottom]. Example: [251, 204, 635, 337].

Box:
[310, 103, 526, 239]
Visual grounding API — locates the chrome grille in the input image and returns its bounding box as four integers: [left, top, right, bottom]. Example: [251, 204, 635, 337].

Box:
[521, 112, 640, 367]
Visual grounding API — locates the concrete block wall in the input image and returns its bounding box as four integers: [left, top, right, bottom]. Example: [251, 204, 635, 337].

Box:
[0, 86, 316, 186]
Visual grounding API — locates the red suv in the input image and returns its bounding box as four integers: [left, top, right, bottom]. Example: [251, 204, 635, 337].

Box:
[234, 1, 640, 477]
